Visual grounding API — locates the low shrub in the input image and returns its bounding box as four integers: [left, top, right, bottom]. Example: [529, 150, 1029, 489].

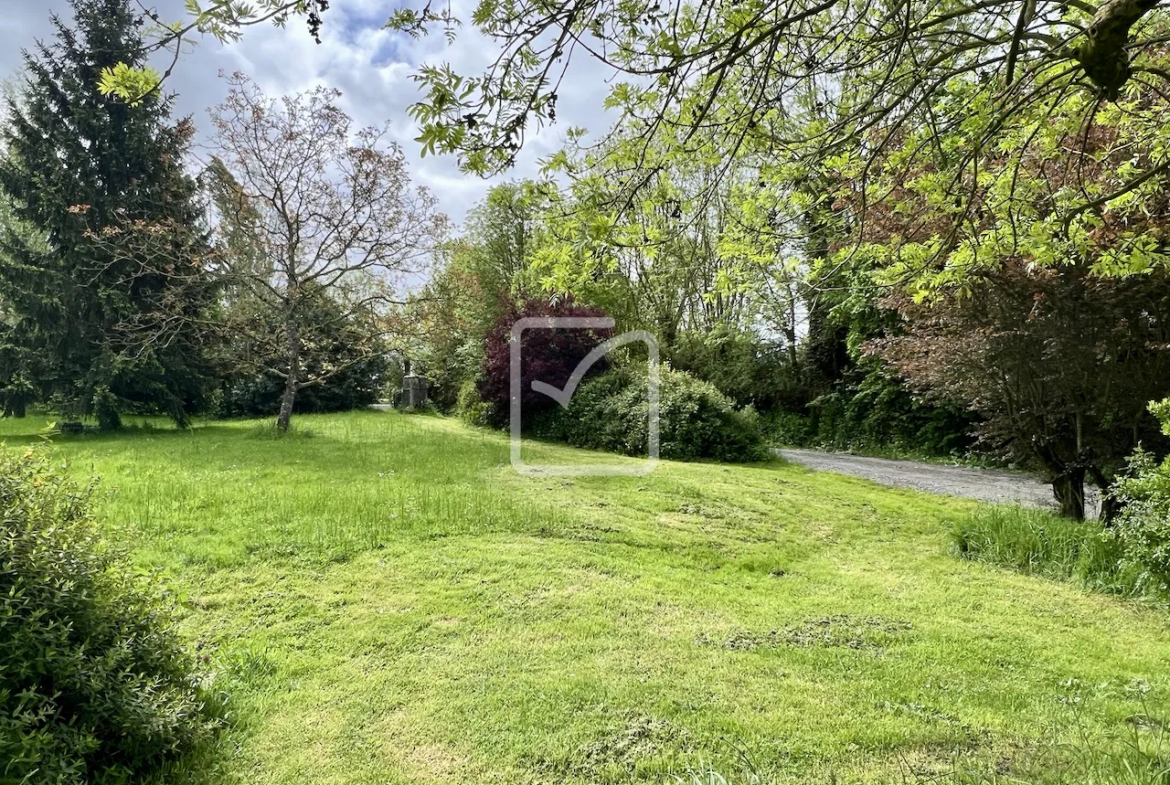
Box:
[535, 366, 771, 463]
[0, 447, 223, 783]
[1110, 447, 1170, 597]
[455, 378, 492, 427]
[951, 505, 1138, 595]
[1096, 399, 1170, 597]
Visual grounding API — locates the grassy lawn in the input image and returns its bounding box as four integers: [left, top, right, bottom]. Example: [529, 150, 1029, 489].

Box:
[3, 410, 1168, 784]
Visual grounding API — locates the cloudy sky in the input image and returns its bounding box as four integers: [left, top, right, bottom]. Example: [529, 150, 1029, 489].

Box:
[0, 0, 615, 227]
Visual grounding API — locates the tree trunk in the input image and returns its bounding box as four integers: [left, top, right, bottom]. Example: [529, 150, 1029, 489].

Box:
[276, 316, 300, 433]
[1098, 490, 1122, 526]
[1052, 467, 1087, 521]
[1088, 466, 1121, 526]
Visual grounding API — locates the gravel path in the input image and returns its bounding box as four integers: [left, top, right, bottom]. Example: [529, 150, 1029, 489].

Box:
[777, 448, 1100, 515]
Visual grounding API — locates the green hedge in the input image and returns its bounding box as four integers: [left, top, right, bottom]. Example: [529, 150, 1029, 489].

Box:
[533, 366, 771, 462]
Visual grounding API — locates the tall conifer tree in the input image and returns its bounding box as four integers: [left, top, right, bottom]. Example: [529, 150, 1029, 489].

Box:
[0, 0, 214, 428]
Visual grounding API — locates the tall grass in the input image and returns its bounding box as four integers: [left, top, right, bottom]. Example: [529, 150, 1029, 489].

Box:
[951, 505, 1140, 595]
[671, 714, 1170, 785]
[946, 686, 1170, 785]
[60, 411, 574, 566]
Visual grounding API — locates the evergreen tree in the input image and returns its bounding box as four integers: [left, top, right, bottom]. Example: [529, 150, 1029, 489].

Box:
[0, 0, 215, 428]
[0, 194, 41, 418]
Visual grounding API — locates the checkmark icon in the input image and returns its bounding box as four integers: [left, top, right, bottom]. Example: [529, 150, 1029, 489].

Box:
[530, 331, 655, 409]
[509, 316, 660, 476]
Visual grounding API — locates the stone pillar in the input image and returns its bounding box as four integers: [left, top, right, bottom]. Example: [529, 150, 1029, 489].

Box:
[400, 375, 429, 409]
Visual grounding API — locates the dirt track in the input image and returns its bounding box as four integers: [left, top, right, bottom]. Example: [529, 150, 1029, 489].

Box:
[777, 448, 1100, 516]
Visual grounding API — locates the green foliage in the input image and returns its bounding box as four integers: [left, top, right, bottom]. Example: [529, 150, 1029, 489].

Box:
[455, 378, 491, 427]
[669, 327, 801, 411]
[99, 1, 319, 104]
[408, 183, 542, 410]
[861, 53, 1170, 297]
[0, 0, 217, 428]
[376, 0, 1170, 317]
[535, 366, 771, 462]
[0, 446, 222, 783]
[951, 506, 1138, 596]
[96, 62, 160, 105]
[217, 287, 389, 418]
[759, 410, 817, 447]
[797, 366, 978, 458]
[1109, 400, 1170, 595]
[1110, 449, 1170, 596]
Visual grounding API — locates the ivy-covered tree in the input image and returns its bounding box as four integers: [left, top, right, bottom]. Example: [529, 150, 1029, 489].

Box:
[0, 0, 216, 428]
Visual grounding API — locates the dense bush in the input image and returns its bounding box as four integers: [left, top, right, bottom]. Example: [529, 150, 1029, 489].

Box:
[767, 361, 978, 459]
[535, 366, 771, 462]
[455, 378, 492, 427]
[1110, 455, 1170, 595]
[0, 447, 222, 783]
[1109, 402, 1170, 595]
[951, 505, 1138, 595]
[219, 353, 388, 417]
[669, 326, 805, 411]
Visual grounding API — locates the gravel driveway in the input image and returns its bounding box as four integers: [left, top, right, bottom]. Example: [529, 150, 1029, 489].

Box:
[777, 448, 1100, 516]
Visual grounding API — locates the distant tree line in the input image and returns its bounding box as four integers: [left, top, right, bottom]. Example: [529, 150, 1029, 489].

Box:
[0, 0, 444, 433]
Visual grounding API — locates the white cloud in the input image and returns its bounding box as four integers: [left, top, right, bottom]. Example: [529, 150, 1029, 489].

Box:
[0, 0, 618, 227]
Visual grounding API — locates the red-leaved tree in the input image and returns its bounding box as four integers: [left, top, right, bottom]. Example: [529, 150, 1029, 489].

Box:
[479, 297, 613, 426]
[872, 263, 1170, 521]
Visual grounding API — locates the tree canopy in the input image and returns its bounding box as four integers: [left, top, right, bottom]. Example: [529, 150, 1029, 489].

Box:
[0, 0, 217, 428]
[93, 2, 1170, 285]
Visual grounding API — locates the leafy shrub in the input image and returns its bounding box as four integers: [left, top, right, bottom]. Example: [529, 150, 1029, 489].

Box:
[760, 411, 818, 447]
[535, 366, 771, 462]
[0, 447, 222, 783]
[951, 505, 1137, 595]
[455, 378, 492, 427]
[1111, 453, 1170, 597]
[788, 360, 979, 458]
[669, 326, 804, 411]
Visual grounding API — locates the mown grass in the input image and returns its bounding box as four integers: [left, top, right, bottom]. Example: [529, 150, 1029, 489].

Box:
[3, 410, 1170, 784]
